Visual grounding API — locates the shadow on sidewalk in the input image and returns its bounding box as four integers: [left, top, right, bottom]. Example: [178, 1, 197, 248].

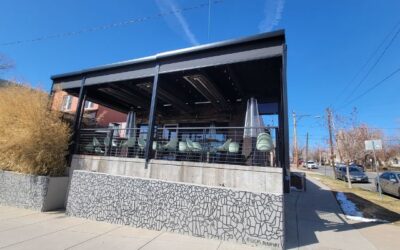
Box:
[285, 178, 396, 249]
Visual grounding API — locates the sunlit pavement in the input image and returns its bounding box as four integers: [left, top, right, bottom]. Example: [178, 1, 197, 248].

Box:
[0, 206, 266, 250]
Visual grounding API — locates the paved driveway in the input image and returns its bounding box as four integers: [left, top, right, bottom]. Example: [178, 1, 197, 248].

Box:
[0, 206, 263, 250]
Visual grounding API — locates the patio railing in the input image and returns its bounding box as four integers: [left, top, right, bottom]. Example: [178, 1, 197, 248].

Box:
[77, 126, 279, 167]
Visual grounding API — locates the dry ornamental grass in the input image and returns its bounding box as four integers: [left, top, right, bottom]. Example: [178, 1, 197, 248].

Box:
[0, 84, 70, 176]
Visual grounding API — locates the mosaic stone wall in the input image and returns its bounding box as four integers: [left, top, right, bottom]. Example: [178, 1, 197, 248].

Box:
[67, 170, 284, 248]
[0, 170, 49, 210]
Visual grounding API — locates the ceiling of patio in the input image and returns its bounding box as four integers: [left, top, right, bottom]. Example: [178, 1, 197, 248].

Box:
[64, 56, 282, 117]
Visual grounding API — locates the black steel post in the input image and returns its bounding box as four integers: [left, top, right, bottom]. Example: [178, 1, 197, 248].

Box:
[69, 77, 86, 164]
[279, 45, 290, 193]
[144, 64, 160, 168]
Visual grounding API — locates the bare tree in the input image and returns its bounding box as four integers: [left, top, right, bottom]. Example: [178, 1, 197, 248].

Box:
[334, 108, 388, 166]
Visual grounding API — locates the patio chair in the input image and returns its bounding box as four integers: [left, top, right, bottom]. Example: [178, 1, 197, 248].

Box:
[120, 136, 136, 157]
[137, 136, 146, 157]
[177, 141, 188, 161]
[256, 132, 273, 152]
[186, 138, 204, 162]
[178, 141, 188, 152]
[213, 139, 232, 163]
[228, 142, 240, 153]
[255, 132, 273, 166]
[227, 142, 240, 164]
[104, 136, 118, 156]
[159, 137, 178, 151]
[186, 138, 203, 152]
[216, 139, 232, 152]
[136, 136, 159, 157]
[84, 137, 104, 154]
[152, 141, 159, 151]
[157, 137, 178, 160]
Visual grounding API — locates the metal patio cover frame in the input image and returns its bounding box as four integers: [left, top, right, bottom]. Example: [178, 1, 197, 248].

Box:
[51, 29, 290, 192]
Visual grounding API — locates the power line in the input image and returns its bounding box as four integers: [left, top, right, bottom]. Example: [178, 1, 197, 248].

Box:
[334, 19, 400, 104]
[338, 21, 400, 106]
[0, 0, 224, 46]
[337, 66, 400, 110]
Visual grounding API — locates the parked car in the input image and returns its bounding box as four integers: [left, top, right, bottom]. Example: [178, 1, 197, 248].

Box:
[335, 163, 346, 172]
[376, 171, 400, 198]
[335, 166, 369, 183]
[305, 160, 318, 169]
[350, 163, 365, 172]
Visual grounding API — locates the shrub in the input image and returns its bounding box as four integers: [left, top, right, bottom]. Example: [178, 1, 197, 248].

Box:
[0, 84, 70, 176]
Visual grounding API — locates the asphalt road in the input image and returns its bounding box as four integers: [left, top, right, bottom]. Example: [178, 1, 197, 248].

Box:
[304, 165, 379, 192]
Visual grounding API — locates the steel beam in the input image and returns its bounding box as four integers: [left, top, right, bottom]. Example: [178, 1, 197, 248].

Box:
[70, 77, 87, 160]
[144, 64, 160, 168]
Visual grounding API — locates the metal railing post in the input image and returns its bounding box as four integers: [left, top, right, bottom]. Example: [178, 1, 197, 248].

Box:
[108, 129, 114, 156]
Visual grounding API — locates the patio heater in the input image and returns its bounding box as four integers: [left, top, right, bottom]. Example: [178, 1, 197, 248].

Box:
[243, 97, 264, 165]
[126, 110, 136, 138]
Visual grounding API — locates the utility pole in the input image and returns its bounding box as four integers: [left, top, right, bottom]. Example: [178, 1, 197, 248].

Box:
[305, 132, 309, 164]
[292, 111, 299, 168]
[371, 140, 382, 199]
[319, 148, 322, 166]
[326, 108, 337, 177]
[346, 160, 352, 188]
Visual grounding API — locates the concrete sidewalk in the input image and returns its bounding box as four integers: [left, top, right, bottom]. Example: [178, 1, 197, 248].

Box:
[0, 206, 265, 250]
[285, 176, 399, 250]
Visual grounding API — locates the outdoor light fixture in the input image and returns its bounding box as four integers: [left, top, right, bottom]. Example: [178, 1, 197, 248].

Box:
[194, 101, 211, 105]
[183, 74, 229, 110]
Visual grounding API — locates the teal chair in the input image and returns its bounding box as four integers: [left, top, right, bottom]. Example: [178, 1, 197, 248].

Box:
[186, 138, 203, 152]
[157, 137, 178, 160]
[178, 141, 188, 161]
[228, 142, 240, 153]
[120, 137, 136, 157]
[138, 136, 146, 150]
[121, 136, 136, 149]
[186, 138, 204, 161]
[136, 137, 159, 158]
[216, 139, 232, 152]
[256, 132, 274, 166]
[178, 141, 188, 152]
[256, 133, 273, 152]
[159, 137, 178, 151]
[104, 136, 118, 155]
[84, 137, 104, 154]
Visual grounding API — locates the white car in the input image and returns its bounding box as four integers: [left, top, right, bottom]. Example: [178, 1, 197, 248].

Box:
[305, 160, 318, 169]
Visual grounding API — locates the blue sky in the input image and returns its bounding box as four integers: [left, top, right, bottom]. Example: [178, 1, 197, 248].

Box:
[0, 0, 399, 148]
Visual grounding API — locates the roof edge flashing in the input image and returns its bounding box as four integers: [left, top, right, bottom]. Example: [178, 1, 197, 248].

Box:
[51, 30, 285, 81]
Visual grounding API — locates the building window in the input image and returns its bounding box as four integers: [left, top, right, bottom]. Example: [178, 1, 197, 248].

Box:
[84, 101, 94, 109]
[61, 95, 72, 111]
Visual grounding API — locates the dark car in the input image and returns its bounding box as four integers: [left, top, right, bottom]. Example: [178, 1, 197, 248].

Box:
[350, 163, 365, 172]
[335, 166, 369, 183]
[376, 171, 400, 198]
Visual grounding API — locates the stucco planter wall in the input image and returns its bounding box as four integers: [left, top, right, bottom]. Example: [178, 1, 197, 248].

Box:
[0, 170, 69, 211]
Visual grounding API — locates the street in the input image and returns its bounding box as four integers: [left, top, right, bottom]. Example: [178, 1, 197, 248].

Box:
[304, 165, 378, 192]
